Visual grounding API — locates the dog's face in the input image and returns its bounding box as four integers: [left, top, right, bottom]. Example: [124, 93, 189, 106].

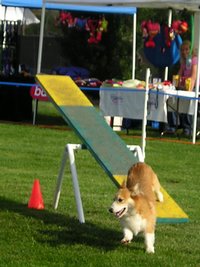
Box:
[109, 187, 133, 218]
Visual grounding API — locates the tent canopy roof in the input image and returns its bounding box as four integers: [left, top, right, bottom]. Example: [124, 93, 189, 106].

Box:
[2, 0, 200, 12]
[46, 0, 200, 12]
[1, 0, 136, 14]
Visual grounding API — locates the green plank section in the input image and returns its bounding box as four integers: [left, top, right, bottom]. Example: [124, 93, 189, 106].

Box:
[59, 106, 138, 179]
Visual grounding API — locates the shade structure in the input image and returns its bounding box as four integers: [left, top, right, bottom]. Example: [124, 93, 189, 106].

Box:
[0, 5, 40, 24]
[1, 0, 200, 12]
[1, 0, 137, 14]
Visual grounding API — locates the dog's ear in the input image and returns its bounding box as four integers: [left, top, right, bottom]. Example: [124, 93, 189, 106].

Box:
[120, 179, 127, 189]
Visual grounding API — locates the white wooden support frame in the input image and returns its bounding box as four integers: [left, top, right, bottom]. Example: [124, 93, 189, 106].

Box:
[53, 143, 144, 223]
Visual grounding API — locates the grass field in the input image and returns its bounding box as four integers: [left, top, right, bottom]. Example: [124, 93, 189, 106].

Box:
[1, 101, 200, 267]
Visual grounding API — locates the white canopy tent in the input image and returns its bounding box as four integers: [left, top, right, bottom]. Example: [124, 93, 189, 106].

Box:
[0, 5, 40, 25]
[2, 0, 200, 146]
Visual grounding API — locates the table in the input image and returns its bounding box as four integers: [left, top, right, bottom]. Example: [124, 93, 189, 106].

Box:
[99, 88, 196, 124]
[165, 89, 196, 115]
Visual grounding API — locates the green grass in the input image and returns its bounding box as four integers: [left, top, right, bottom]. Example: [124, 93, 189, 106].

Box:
[0, 101, 200, 267]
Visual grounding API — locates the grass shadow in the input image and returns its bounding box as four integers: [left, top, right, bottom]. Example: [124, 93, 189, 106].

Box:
[35, 113, 66, 126]
[0, 196, 123, 251]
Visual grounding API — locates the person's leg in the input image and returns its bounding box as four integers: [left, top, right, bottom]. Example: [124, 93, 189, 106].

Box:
[164, 112, 177, 133]
[179, 113, 192, 136]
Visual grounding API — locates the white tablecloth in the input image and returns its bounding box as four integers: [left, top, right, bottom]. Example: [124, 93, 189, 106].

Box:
[165, 89, 196, 115]
[99, 88, 196, 123]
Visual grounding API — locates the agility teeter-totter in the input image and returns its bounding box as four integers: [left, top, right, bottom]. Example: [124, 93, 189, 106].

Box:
[36, 74, 188, 224]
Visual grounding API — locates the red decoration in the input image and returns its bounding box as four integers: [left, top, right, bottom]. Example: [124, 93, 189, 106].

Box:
[56, 12, 108, 44]
[141, 20, 160, 48]
[172, 20, 188, 34]
[165, 20, 188, 47]
[86, 16, 108, 44]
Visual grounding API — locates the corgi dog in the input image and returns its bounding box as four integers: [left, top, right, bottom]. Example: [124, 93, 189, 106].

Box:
[109, 162, 163, 253]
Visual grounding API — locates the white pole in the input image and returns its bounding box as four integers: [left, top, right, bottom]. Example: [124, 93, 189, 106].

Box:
[141, 68, 150, 159]
[53, 143, 85, 223]
[192, 12, 200, 144]
[127, 145, 144, 162]
[53, 145, 68, 210]
[2, 7, 6, 49]
[68, 144, 85, 223]
[34, 1, 46, 125]
[164, 9, 173, 81]
[37, 1, 46, 74]
[132, 12, 136, 79]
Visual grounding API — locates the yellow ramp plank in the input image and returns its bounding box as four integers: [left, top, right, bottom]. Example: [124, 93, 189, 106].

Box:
[157, 187, 188, 222]
[36, 74, 92, 106]
[113, 175, 127, 186]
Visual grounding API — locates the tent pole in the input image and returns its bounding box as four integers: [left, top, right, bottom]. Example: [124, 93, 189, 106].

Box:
[37, 1, 46, 74]
[164, 8, 172, 81]
[132, 12, 136, 79]
[34, 1, 46, 125]
[141, 68, 150, 159]
[192, 12, 200, 144]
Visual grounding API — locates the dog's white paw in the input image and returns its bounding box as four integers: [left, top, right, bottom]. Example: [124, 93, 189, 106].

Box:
[146, 247, 155, 254]
[145, 233, 155, 254]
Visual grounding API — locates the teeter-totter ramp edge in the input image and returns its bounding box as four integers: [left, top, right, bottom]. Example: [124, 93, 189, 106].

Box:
[36, 74, 189, 223]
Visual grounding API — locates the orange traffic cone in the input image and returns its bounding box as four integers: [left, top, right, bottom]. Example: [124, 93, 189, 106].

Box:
[28, 179, 44, 210]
